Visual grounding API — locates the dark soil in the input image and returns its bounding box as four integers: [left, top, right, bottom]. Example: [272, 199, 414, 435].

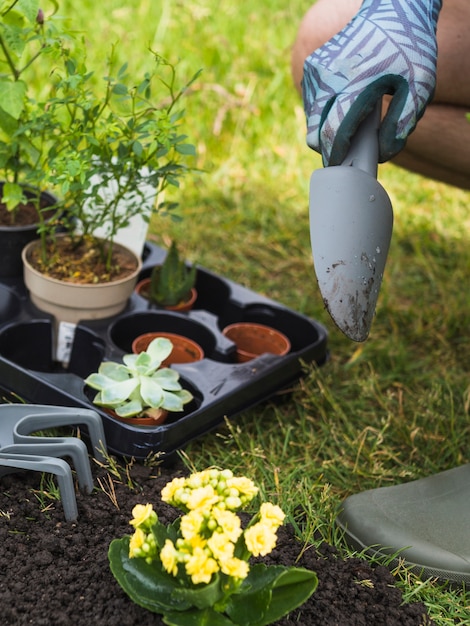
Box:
[0, 458, 435, 626]
[0, 190, 55, 227]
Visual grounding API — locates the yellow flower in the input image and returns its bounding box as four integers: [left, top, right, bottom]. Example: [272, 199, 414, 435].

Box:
[185, 533, 207, 552]
[220, 557, 249, 580]
[212, 508, 242, 543]
[129, 527, 146, 558]
[187, 469, 213, 488]
[207, 532, 235, 562]
[226, 476, 259, 499]
[160, 539, 179, 577]
[186, 484, 219, 512]
[259, 502, 285, 528]
[185, 547, 219, 585]
[161, 477, 186, 503]
[244, 522, 278, 557]
[130, 503, 155, 528]
[180, 510, 204, 540]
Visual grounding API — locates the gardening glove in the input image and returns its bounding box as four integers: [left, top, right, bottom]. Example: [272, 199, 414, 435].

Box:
[302, 0, 442, 165]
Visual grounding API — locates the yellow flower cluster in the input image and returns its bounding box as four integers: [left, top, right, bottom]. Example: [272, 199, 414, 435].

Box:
[128, 504, 158, 563]
[129, 468, 286, 587]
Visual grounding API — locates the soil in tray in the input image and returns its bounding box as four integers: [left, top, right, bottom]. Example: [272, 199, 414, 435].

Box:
[0, 458, 435, 625]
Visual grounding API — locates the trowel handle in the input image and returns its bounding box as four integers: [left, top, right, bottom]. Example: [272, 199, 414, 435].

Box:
[341, 100, 381, 178]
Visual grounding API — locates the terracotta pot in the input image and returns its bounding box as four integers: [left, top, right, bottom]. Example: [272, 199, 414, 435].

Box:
[131, 331, 204, 367]
[135, 278, 197, 312]
[105, 407, 168, 426]
[22, 236, 142, 324]
[222, 322, 291, 363]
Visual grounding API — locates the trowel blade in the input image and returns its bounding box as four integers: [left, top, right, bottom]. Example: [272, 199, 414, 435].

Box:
[309, 165, 393, 342]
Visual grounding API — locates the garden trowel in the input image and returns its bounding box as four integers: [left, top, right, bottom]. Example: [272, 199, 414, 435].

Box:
[309, 101, 393, 342]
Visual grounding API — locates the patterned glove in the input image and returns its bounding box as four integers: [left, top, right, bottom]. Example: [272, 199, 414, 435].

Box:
[302, 0, 442, 165]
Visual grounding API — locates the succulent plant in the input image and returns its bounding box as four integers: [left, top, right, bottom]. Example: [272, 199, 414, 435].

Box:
[84, 337, 193, 418]
[149, 241, 197, 306]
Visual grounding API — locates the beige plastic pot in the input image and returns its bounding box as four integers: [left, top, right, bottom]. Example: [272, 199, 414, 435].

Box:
[22, 239, 142, 324]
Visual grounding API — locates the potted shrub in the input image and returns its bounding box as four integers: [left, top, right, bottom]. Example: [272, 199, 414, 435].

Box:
[84, 337, 193, 426]
[135, 240, 198, 311]
[15, 5, 199, 322]
[0, 2, 64, 276]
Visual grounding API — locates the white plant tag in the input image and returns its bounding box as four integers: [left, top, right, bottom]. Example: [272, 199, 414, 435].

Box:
[56, 321, 77, 365]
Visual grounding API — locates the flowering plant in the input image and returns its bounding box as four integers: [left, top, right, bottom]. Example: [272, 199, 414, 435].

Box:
[108, 468, 318, 625]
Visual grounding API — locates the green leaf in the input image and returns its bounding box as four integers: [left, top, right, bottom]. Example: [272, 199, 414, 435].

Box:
[114, 399, 143, 417]
[0, 79, 27, 119]
[98, 361, 130, 381]
[0, 106, 18, 135]
[146, 337, 174, 364]
[139, 376, 164, 409]
[16, 0, 40, 24]
[160, 390, 185, 412]
[132, 140, 143, 157]
[175, 143, 196, 156]
[112, 82, 128, 95]
[108, 537, 191, 613]
[1, 182, 25, 212]
[152, 368, 183, 391]
[226, 565, 318, 626]
[163, 608, 235, 626]
[172, 573, 223, 610]
[100, 378, 139, 404]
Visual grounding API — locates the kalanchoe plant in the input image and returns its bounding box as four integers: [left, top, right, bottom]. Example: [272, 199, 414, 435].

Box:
[108, 468, 318, 625]
[148, 240, 197, 307]
[84, 337, 193, 419]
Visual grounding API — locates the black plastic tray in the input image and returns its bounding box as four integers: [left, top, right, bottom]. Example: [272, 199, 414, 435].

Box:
[0, 243, 328, 459]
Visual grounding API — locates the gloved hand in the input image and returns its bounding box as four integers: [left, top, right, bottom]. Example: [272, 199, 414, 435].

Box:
[302, 0, 442, 165]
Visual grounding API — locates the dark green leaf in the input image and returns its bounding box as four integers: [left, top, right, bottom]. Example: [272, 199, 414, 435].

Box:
[163, 607, 235, 626]
[112, 83, 128, 95]
[175, 143, 196, 156]
[172, 574, 223, 610]
[108, 537, 192, 613]
[226, 565, 318, 626]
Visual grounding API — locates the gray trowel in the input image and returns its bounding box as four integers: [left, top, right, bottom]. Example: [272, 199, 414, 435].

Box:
[309, 101, 393, 342]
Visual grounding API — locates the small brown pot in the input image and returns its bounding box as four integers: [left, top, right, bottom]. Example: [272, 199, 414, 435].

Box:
[131, 331, 204, 366]
[135, 278, 197, 312]
[222, 322, 291, 363]
[105, 407, 168, 426]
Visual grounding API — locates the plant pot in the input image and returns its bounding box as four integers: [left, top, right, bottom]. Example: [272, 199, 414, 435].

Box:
[135, 278, 197, 312]
[222, 322, 291, 363]
[0, 185, 59, 278]
[131, 331, 205, 366]
[104, 407, 168, 427]
[22, 236, 142, 324]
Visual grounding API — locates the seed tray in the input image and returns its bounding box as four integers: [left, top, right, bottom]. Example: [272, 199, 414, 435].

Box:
[0, 243, 328, 460]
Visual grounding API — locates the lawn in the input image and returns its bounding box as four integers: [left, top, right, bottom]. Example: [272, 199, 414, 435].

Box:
[49, 0, 470, 622]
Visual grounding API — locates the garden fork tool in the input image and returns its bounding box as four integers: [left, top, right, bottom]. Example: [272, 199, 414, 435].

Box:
[309, 101, 393, 342]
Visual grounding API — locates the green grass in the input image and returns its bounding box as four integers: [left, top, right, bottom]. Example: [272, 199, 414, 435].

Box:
[44, 1, 470, 623]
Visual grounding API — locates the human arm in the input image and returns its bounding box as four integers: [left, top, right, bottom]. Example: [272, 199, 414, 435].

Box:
[301, 0, 443, 165]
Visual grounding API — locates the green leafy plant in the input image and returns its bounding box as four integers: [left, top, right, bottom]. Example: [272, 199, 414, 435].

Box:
[108, 467, 318, 625]
[36, 47, 200, 274]
[1, 0, 199, 277]
[0, 0, 64, 220]
[148, 240, 197, 307]
[84, 337, 193, 419]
